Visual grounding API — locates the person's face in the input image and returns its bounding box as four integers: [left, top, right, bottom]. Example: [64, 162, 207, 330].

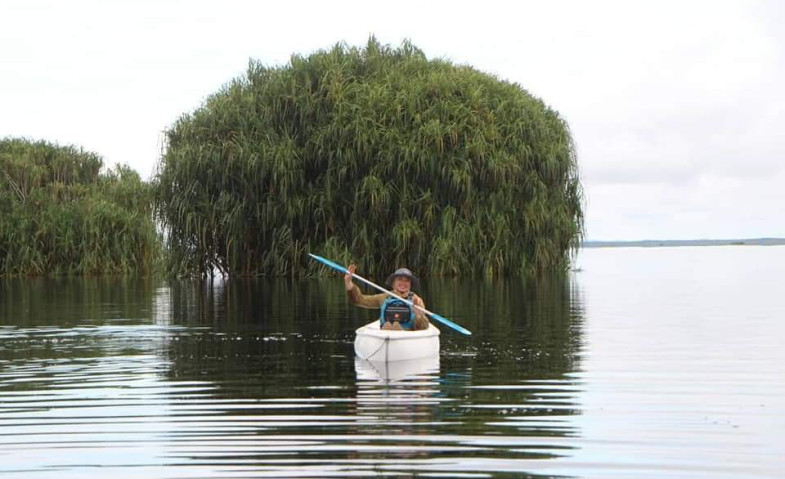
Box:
[393, 276, 411, 294]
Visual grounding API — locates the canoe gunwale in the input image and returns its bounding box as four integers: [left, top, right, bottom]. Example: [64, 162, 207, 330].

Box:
[354, 321, 440, 340]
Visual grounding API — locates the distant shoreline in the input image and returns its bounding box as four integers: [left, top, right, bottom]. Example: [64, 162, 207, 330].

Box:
[582, 238, 785, 248]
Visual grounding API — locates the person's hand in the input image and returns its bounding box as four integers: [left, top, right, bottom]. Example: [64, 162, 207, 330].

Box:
[412, 294, 425, 314]
[344, 264, 357, 291]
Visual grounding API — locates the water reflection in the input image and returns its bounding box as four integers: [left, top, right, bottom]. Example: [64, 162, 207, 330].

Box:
[4, 247, 785, 477]
[154, 274, 585, 476]
[0, 276, 156, 326]
[1, 273, 584, 478]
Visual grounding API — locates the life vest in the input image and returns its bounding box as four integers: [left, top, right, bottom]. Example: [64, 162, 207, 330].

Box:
[379, 292, 415, 330]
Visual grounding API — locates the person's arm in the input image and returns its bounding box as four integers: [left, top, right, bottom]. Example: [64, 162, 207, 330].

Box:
[412, 294, 430, 330]
[344, 264, 386, 309]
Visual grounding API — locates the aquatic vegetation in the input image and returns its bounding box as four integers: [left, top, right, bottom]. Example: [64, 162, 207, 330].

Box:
[154, 38, 583, 277]
[0, 138, 159, 276]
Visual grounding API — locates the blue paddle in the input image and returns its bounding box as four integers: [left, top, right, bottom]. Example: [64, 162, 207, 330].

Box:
[308, 253, 472, 336]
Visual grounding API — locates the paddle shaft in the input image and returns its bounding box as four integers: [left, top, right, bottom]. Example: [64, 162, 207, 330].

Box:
[308, 254, 471, 336]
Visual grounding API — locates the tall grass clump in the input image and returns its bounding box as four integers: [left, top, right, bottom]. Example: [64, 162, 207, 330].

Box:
[0, 138, 159, 276]
[154, 38, 583, 278]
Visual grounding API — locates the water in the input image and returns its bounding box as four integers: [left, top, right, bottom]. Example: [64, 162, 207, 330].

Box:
[0, 246, 783, 478]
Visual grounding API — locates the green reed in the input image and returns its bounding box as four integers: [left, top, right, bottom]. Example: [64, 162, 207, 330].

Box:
[0, 138, 159, 276]
[154, 38, 584, 278]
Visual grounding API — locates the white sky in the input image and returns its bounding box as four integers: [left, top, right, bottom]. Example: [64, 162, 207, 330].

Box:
[2, 0, 783, 240]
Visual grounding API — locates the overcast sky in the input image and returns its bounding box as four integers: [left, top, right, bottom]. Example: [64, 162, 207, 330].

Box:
[2, 0, 783, 240]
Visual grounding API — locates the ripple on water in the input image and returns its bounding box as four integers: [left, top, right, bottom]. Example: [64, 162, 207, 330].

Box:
[3, 253, 785, 478]
[0, 327, 584, 478]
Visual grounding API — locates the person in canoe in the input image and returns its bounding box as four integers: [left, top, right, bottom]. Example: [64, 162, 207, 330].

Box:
[344, 265, 429, 331]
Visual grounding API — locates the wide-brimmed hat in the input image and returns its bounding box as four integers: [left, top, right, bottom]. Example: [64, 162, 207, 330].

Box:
[385, 268, 420, 291]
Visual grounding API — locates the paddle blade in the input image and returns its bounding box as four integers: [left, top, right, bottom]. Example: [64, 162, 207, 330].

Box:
[427, 311, 472, 336]
[308, 253, 349, 274]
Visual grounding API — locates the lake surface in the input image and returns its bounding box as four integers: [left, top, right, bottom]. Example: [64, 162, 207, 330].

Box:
[1, 246, 783, 478]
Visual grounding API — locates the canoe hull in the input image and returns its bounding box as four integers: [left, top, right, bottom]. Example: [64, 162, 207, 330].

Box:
[354, 321, 440, 362]
[355, 355, 440, 381]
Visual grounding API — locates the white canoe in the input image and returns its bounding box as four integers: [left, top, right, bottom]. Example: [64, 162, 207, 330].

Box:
[354, 321, 440, 362]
